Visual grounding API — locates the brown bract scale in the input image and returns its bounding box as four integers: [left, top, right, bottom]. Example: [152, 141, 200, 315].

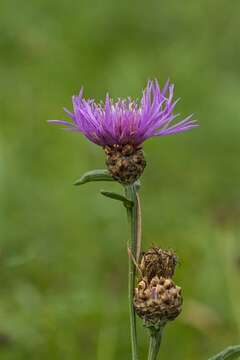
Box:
[134, 276, 182, 328]
[140, 247, 178, 280]
[104, 144, 146, 185]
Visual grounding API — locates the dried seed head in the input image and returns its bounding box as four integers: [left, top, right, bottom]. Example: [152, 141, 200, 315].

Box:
[134, 276, 182, 328]
[140, 247, 178, 280]
[104, 144, 146, 185]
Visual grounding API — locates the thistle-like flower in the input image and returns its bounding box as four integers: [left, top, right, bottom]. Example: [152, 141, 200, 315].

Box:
[49, 80, 198, 184]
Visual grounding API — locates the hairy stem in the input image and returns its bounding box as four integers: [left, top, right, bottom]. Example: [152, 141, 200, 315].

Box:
[147, 328, 163, 360]
[125, 184, 141, 360]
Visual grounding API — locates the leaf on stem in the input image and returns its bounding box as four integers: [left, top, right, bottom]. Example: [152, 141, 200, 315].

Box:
[74, 169, 114, 185]
[208, 345, 240, 360]
[101, 190, 134, 208]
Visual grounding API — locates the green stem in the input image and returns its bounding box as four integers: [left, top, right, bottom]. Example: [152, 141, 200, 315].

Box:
[147, 328, 163, 360]
[125, 184, 139, 360]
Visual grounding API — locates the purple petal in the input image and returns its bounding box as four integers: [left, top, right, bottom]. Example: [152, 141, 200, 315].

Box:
[48, 120, 73, 126]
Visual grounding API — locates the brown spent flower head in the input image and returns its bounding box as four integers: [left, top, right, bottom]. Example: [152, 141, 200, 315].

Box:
[134, 276, 182, 328]
[104, 144, 146, 185]
[140, 247, 178, 280]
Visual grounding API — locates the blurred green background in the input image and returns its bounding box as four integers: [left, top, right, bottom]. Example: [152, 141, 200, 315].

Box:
[1, 0, 240, 359]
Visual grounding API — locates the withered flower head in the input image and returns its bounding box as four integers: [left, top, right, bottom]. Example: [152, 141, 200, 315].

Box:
[134, 276, 182, 328]
[134, 247, 182, 329]
[140, 247, 178, 280]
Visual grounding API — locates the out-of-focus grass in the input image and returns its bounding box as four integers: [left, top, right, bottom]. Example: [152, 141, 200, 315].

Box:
[0, 0, 240, 358]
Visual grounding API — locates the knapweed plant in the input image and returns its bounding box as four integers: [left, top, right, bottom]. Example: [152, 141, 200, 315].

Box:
[49, 80, 240, 360]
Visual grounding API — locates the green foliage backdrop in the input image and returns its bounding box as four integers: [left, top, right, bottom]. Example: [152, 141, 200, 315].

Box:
[1, 0, 240, 358]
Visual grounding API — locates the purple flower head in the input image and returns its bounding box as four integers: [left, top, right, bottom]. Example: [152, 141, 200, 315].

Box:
[49, 79, 198, 146]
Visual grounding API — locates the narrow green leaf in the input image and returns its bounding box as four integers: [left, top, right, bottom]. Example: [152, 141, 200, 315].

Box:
[208, 345, 240, 360]
[74, 169, 114, 185]
[100, 190, 134, 208]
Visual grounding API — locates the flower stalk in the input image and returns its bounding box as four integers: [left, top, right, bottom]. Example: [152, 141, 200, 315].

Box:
[148, 327, 163, 360]
[125, 184, 140, 360]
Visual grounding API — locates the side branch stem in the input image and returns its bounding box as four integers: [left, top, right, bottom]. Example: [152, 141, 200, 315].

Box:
[125, 184, 141, 360]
